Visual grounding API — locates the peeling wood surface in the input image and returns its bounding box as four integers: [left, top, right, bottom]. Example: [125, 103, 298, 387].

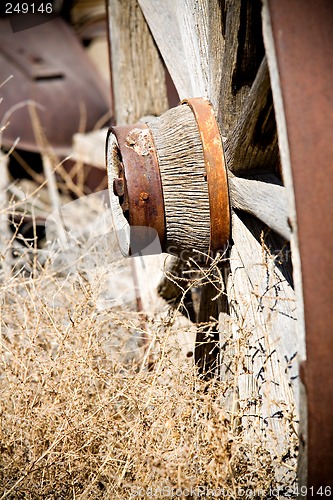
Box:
[107, 0, 168, 125]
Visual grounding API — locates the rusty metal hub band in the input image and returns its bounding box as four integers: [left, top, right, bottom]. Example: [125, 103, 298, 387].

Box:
[182, 98, 231, 252]
[110, 123, 166, 248]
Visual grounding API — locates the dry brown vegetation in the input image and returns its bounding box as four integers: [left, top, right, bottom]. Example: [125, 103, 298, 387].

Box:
[0, 161, 298, 499]
[0, 273, 282, 498]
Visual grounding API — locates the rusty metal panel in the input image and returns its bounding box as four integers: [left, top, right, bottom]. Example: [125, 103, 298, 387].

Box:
[268, 0, 333, 488]
[0, 16, 111, 155]
[109, 123, 166, 250]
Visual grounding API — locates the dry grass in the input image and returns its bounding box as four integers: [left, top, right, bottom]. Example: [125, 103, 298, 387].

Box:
[0, 264, 255, 493]
[0, 244, 298, 498]
[0, 165, 298, 498]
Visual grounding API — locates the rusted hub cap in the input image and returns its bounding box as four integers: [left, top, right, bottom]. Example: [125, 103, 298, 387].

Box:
[107, 123, 165, 255]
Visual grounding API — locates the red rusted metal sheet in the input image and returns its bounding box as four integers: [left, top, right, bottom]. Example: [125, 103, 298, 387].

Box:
[0, 16, 111, 156]
[268, 0, 333, 488]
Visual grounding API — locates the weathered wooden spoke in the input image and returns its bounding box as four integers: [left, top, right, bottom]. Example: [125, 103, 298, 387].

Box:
[218, 0, 265, 134]
[107, 0, 169, 125]
[139, 0, 224, 109]
[228, 172, 290, 241]
[225, 57, 278, 174]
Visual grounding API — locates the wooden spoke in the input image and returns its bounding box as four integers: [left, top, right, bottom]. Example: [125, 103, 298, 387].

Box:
[138, 0, 190, 100]
[107, 0, 168, 125]
[175, 0, 224, 110]
[139, 0, 224, 110]
[229, 173, 290, 241]
[224, 211, 298, 477]
[218, 0, 265, 135]
[225, 57, 278, 174]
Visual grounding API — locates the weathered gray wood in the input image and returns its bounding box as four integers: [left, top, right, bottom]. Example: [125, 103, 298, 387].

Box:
[138, 0, 224, 111]
[138, 0, 189, 100]
[262, 1, 307, 489]
[225, 57, 279, 174]
[229, 172, 291, 240]
[107, 0, 168, 125]
[147, 105, 211, 254]
[176, 0, 224, 110]
[224, 211, 298, 484]
[0, 152, 11, 278]
[218, 0, 265, 134]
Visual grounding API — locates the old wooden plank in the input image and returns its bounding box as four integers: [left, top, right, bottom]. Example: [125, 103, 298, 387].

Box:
[107, 0, 168, 125]
[138, 0, 189, 100]
[139, 0, 224, 111]
[175, 0, 224, 110]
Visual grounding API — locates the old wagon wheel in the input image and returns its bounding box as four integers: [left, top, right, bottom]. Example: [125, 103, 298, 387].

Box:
[106, 0, 333, 490]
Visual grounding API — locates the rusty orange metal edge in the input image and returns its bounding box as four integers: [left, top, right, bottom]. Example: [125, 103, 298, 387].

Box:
[182, 98, 231, 253]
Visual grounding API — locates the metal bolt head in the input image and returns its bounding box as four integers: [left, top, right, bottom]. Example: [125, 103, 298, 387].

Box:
[113, 177, 125, 197]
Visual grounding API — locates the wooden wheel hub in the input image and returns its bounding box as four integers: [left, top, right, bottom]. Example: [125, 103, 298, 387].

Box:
[106, 99, 230, 256]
